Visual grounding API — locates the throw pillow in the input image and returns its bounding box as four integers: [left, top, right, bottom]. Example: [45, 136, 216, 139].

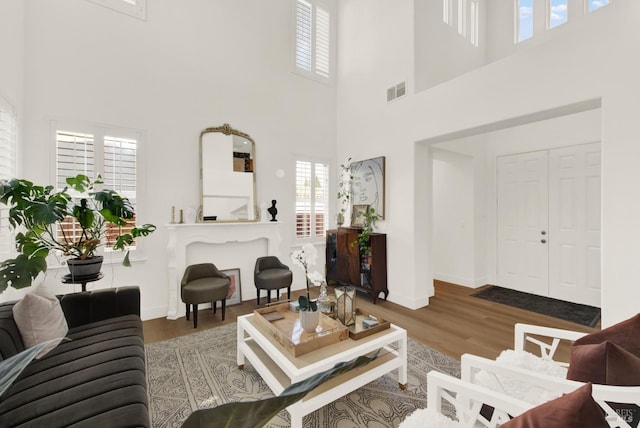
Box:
[567, 341, 640, 385]
[500, 383, 608, 428]
[572, 313, 640, 356]
[12, 286, 68, 359]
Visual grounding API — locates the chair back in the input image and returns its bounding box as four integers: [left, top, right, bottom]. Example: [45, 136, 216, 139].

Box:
[182, 263, 225, 285]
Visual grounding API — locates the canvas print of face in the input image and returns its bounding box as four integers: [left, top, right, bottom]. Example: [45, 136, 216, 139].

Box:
[351, 156, 385, 218]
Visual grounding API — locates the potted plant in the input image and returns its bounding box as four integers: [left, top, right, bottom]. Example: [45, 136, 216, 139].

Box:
[336, 157, 352, 226]
[290, 243, 323, 332]
[0, 174, 156, 292]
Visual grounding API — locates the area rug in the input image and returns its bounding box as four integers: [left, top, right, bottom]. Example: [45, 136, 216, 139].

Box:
[472, 285, 601, 327]
[145, 322, 460, 427]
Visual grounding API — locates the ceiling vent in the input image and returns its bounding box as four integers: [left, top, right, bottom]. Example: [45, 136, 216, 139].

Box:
[387, 81, 407, 103]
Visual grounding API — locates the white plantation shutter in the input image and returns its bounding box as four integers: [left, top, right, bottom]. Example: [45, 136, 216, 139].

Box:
[295, 0, 333, 81]
[0, 98, 17, 260]
[103, 136, 137, 248]
[296, 0, 313, 72]
[295, 159, 328, 239]
[296, 160, 312, 238]
[315, 6, 330, 78]
[56, 131, 95, 189]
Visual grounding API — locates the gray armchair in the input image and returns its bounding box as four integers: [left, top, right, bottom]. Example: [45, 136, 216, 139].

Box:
[181, 263, 231, 328]
[254, 256, 293, 305]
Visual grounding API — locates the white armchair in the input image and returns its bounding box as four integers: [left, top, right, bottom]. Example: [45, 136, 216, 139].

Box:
[460, 322, 640, 428]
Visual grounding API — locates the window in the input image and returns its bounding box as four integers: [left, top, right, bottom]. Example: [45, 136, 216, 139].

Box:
[295, 0, 334, 82]
[549, 0, 568, 28]
[0, 97, 17, 260]
[295, 159, 328, 239]
[587, 0, 609, 12]
[86, 0, 146, 20]
[54, 123, 143, 252]
[469, 0, 479, 47]
[516, 0, 534, 42]
[443, 0, 453, 25]
[457, 0, 467, 36]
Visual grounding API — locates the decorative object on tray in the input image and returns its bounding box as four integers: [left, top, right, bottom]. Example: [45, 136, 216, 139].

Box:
[336, 286, 356, 326]
[350, 156, 385, 218]
[290, 243, 324, 332]
[348, 308, 391, 340]
[253, 304, 348, 356]
[0, 174, 156, 291]
[317, 281, 331, 314]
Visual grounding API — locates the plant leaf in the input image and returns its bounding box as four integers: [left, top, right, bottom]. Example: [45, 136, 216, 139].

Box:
[181, 350, 380, 428]
[0, 254, 48, 292]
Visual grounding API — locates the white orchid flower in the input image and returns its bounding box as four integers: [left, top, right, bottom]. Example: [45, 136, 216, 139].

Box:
[306, 271, 324, 286]
[301, 243, 318, 267]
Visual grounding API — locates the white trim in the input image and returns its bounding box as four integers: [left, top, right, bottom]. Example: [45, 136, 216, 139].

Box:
[86, 0, 146, 20]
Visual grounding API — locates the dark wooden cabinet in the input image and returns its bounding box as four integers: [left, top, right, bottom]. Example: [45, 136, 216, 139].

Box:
[326, 227, 388, 303]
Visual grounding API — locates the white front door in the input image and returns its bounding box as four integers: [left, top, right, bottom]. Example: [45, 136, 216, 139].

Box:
[497, 143, 601, 307]
[548, 143, 601, 306]
[497, 151, 549, 296]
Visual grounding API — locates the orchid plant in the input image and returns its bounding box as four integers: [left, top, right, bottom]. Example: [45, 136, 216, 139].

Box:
[290, 243, 324, 311]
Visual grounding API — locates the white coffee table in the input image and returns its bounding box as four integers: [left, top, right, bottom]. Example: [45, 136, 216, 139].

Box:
[237, 313, 407, 428]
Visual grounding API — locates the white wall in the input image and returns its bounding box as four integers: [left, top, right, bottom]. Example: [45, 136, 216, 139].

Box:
[1, 0, 336, 319]
[0, 0, 24, 175]
[432, 149, 475, 286]
[337, 0, 639, 327]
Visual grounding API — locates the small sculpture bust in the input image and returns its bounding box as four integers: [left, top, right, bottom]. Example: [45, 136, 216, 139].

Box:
[267, 200, 278, 222]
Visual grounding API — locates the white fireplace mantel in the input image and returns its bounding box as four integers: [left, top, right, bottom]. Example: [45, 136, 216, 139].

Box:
[166, 222, 282, 319]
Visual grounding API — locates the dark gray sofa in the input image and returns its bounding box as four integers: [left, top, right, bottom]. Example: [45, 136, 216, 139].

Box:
[0, 286, 150, 427]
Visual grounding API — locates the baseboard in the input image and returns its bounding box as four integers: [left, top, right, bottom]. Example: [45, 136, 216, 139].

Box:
[387, 292, 430, 310]
[433, 273, 487, 289]
[141, 305, 169, 321]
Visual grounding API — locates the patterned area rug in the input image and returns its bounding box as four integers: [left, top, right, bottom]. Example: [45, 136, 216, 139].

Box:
[145, 322, 460, 427]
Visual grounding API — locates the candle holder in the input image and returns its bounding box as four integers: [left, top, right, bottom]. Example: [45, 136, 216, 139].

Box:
[317, 282, 331, 314]
[335, 286, 356, 326]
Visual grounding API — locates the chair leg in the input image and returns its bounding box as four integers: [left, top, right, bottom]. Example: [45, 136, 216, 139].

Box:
[257, 290, 261, 306]
[212, 301, 217, 314]
[193, 304, 198, 328]
[277, 289, 280, 300]
[267, 290, 271, 304]
[287, 287, 291, 300]
[186, 303, 191, 321]
[221, 300, 226, 321]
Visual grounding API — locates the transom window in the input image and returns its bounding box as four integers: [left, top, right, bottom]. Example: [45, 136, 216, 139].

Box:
[549, 0, 568, 29]
[295, 159, 329, 239]
[294, 0, 334, 82]
[587, 0, 609, 12]
[86, 0, 146, 20]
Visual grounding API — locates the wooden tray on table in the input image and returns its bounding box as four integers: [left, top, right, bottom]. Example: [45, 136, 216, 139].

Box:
[253, 303, 349, 357]
[347, 308, 391, 340]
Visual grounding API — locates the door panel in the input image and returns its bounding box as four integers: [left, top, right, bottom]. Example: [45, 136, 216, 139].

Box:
[548, 143, 601, 306]
[497, 151, 549, 296]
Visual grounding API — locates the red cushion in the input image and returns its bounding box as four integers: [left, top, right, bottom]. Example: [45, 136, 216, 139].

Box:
[567, 341, 640, 385]
[573, 313, 640, 356]
[500, 383, 608, 428]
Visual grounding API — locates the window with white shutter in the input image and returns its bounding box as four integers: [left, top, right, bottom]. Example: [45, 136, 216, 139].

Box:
[54, 122, 144, 252]
[294, 0, 335, 83]
[295, 159, 329, 239]
[0, 97, 17, 261]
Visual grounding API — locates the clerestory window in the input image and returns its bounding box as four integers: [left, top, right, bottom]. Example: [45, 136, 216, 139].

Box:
[294, 0, 335, 83]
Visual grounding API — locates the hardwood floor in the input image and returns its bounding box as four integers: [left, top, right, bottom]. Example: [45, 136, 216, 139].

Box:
[143, 280, 599, 362]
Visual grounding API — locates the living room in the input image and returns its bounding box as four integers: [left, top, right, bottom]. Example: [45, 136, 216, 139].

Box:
[1, 0, 639, 426]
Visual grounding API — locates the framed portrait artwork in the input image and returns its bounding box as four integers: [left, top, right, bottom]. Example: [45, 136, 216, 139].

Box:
[350, 156, 385, 218]
[222, 268, 242, 306]
[351, 204, 369, 228]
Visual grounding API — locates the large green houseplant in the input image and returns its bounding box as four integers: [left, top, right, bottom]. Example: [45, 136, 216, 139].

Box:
[0, 174, 156, 292]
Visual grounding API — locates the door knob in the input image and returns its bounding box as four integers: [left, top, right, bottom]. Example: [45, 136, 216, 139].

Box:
[541, 239, 547, 244]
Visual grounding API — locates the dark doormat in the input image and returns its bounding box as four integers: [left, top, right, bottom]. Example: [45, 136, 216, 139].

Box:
[472, 285, 601, 327]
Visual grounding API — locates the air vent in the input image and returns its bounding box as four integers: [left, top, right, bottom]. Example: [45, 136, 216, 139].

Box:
[387, 81, 407, 103]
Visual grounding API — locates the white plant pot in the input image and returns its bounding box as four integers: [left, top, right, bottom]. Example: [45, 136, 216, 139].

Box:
[299, 310, 320, 333]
